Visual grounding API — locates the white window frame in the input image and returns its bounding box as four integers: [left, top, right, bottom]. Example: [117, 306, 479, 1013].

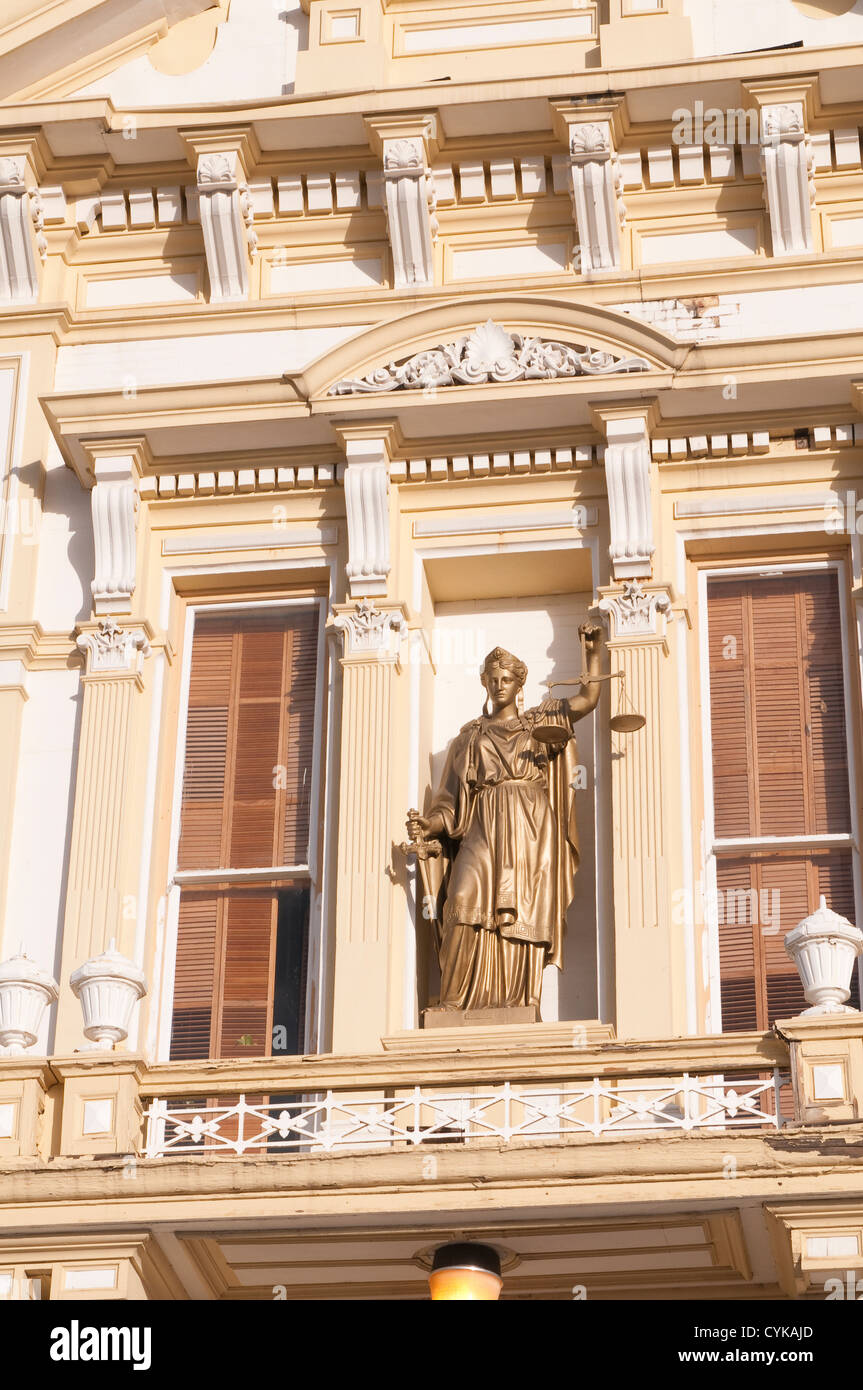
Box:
[697, 558, 862, 1031]
[155, 593, 330, 1061]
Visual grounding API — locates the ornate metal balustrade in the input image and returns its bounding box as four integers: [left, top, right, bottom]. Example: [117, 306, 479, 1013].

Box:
[141, 1033, 791, 1158]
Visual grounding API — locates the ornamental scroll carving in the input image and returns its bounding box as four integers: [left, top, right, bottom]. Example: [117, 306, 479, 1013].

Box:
[329, 319, 650, 395]
[330, 601, 408, 656]
[0, 155, 41, 302]
[77, 619, 151, 675]
[596, 583, 671, 637]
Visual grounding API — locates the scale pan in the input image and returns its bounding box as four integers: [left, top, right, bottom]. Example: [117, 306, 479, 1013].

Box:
[609, 712, 646, 734]
[531, 722, 572, 748]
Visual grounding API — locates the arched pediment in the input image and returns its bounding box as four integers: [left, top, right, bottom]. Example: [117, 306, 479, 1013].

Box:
[293, 294, 681, 403]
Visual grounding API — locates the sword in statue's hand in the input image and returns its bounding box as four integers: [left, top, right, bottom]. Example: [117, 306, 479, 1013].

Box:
[399, 811, 443, 951]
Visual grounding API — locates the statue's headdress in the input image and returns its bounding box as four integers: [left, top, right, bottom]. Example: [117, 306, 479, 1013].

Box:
[480, 647, 527, 686]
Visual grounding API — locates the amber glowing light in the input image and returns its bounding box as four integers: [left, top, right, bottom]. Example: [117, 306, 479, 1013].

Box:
[428, 1243, 503, 1301]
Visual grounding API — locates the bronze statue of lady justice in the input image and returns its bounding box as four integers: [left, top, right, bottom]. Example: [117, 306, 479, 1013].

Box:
[404, 623, 608, 1016]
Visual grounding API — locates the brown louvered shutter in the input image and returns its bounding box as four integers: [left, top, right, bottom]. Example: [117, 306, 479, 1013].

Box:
[170, 606, 318, 1060]
[216, 894, 278, 1058]
[169, 893, 219, 1059]
[708, 574, 857, 1032]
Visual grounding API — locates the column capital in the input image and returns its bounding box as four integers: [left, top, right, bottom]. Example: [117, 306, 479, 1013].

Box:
[76, 619, 152, 679]
[328, 601, 409, 662]
[593, 582, 673, 640]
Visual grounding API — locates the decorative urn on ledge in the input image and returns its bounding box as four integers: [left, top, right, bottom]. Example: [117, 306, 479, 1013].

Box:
[0, 951, 59, 1053]
[785, 897, 863, 1015]
[69, 941, 147, 1048]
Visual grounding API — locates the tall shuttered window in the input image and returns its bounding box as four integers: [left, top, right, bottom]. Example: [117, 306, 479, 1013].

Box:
[706, 572, 859, 1031]
[169, 606, 320, 1060]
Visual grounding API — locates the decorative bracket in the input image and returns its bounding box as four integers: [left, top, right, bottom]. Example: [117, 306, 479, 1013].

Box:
[83, 439, 149, 616]
[551, 105, 625, 275]
[367, 117, 437, 289]
[593, 409, 656, 580]
[339, 432, 393, 598]
[196, 150, 257, 301]
[758, 103, 815, 258]
[0, 157, 43, 303]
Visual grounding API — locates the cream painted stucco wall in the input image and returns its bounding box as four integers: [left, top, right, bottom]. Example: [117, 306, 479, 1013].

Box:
[685, 0, 863, 56]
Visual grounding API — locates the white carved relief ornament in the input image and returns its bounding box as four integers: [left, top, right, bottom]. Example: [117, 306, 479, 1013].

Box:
[77, 618, 151, 673]
[331, 600, 408, 655]
[197, 152, 238, 186]
[597, 583, 671, 637]
[762, 104, 805, 142]
[29, 188, 47, 262]
[384, 138, 425, 173]
[329, 319, 650, 394]
[0, 157, 26, 190]
[570, 123, 611, 160]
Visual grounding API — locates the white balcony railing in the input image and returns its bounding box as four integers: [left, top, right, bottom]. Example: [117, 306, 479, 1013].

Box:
[143, 1070, 789, 1158]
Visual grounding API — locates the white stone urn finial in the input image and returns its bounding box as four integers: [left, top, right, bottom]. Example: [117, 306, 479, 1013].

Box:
[0, 952, 59, 1053]
[69, 944, 147, 1049]
[784, 897, 863, 1015]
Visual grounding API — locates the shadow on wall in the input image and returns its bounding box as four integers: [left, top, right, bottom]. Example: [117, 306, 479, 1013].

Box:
[29, 459, 94, 628]
[282, 3, 310, 93]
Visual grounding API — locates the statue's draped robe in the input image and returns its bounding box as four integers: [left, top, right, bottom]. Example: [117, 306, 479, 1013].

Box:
[425, 699, 580, 1010]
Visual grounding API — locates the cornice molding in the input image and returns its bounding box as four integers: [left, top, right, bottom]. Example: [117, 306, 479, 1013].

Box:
[0, 621, 78, 669]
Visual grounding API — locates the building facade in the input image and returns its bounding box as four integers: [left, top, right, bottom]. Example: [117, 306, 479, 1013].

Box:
[2, 0, 863, 1300]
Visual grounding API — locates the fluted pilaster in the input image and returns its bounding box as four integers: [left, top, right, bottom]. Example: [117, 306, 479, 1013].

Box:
[54, 620, 150, 1051]
[596, 583, 674, 1037]
[328, 601, 408, 1050]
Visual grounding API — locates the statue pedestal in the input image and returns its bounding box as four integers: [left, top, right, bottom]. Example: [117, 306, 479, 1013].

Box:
[383, 1019, 617, 1053]
[422, 1005, 539, 1029]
